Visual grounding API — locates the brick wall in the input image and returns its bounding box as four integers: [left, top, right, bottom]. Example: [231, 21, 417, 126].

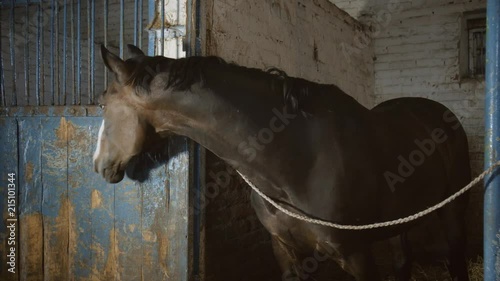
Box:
[331, 0, 487, 256]
[201, 0, 374, 280]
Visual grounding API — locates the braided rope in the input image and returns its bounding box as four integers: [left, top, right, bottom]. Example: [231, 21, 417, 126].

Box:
[237, 160, 500, 230]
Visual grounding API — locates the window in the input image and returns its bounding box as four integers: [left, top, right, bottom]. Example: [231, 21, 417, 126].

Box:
[460, 10, 486, 79]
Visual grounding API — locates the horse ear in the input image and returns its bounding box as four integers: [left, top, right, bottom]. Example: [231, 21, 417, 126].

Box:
[127, 44, 145, 58]
[101, 45, 129, 83]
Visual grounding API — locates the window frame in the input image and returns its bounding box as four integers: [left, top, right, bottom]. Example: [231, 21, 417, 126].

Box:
[460, 9, 487, 80]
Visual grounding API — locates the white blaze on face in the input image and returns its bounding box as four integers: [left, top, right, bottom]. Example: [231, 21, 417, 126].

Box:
[93, 120, 105, 162]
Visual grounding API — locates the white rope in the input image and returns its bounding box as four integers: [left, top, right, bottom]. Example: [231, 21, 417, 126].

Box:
[237, 161, 500, 230]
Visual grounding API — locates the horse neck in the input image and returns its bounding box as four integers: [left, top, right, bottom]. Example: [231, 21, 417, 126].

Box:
[146, 62, 368, 202]
[148, 75, 289, 187]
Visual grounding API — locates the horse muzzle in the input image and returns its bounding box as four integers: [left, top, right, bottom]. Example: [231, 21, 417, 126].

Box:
[94, 160, 125, 183]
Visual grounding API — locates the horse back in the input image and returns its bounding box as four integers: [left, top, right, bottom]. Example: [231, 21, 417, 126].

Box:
[371, 97, 470, 161]
[369, 97, 471, 221]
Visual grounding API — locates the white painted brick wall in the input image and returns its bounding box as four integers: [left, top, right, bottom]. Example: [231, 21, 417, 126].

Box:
[203, 0, 375, 108]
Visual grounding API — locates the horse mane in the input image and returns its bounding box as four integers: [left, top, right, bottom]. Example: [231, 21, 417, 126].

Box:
[127, 55, 324, 114]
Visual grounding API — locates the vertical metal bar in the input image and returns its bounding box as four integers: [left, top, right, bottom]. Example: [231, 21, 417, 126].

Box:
[40, 0, 45, 105]
[0, 9, 6, 107]
[24, 0, 30, 105]
[62, 0, 68, 105]
[87, 0, 93, 104]
[9, 0, 17, 106]
[50, 0, 55, 105]
[161, 0, 165, 56]
[195, 0, 202, 56]
[104, 0, 108, 89]
[77, 0, 82, 104]
[148, 0, 155, 56]
[134, 0, 139, 46]
[138, 0, 143, 49]
[120, 0, 124, 58]
[71, 0, 76, 105]
[36, 0, 42, 105]
[91, 0, 95, 104]
[177, 0, 181, 58]
[55, 0, 59, 105]
[192, 142, 203, 280]
[484, 1, 500, 280]
[187, 0, 204, 278]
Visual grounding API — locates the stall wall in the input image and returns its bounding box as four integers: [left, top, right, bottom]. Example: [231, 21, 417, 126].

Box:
[201, 0, 374, 280]
[204, 0, 374, 107]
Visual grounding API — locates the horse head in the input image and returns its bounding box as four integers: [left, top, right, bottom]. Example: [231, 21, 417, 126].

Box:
[93, 44, 166, 183]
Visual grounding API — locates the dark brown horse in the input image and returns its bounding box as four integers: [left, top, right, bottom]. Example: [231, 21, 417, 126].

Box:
[93, 45, 471, 281]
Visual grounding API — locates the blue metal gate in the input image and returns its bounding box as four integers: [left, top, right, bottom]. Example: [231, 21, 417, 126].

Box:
[0, 0, 202, 280]
[0, 108, 194, 280]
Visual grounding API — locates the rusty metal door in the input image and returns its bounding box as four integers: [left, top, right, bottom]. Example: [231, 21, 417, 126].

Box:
[0, 107, 193, 280]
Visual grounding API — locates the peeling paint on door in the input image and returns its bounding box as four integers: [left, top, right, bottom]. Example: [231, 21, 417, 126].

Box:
[0, 115, 192, 280]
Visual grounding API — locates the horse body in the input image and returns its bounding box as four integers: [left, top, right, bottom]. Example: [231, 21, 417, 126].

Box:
[94, 45, 471, 281]
[248, 95, 471, 280]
